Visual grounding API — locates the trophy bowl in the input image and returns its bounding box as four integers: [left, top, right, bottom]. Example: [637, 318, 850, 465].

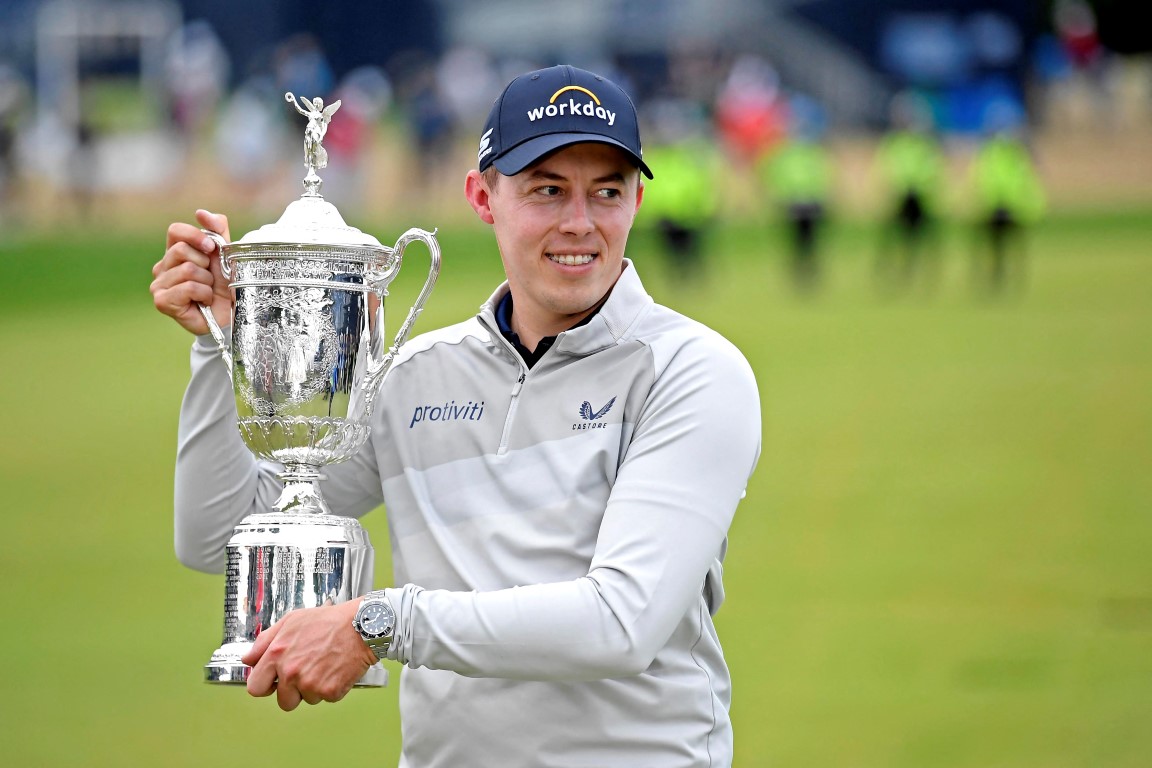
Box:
[195, 94, 440, 685]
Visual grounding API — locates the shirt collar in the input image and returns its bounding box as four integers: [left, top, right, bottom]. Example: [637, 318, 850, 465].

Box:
[479, 259, 653, 362]
[495, 291, 598, 368]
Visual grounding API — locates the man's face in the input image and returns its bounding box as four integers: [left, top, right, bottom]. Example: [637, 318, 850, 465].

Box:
[466, 143, 644, 341]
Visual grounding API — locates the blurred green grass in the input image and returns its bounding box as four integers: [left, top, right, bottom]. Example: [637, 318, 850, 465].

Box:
[0, 210, 1149, 766]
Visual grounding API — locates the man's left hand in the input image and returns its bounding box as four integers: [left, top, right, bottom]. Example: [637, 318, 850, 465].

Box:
[242, 599, 377, 711]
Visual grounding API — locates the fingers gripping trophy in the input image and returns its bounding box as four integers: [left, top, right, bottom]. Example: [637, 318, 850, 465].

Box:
[197, 94, 440, 686]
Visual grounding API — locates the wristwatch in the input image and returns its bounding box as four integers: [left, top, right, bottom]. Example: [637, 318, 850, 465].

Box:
[352, 590, 396, 660]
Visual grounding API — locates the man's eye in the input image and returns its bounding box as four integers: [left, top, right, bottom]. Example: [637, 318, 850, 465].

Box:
[596, 188, 621, 199]
[538, 186, 561, 196]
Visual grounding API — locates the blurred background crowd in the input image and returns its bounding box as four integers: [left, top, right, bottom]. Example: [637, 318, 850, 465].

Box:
[0, 0, 1148, 271]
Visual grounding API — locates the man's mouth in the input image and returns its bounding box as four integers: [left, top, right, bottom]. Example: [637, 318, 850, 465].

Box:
[547, 253, 596, 266]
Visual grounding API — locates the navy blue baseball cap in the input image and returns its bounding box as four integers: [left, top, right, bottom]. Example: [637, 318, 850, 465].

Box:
[477, 65, 653, 179]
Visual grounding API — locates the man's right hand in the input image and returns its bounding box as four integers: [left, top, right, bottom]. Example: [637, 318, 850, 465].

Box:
[151, 209, 232, 336]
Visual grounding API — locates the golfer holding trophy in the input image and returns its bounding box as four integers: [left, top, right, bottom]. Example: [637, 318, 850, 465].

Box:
[153, 64, 760, 767]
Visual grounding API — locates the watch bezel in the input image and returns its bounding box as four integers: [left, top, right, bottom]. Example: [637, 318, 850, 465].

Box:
[360, 602, 394, 639]
[354, 594, 395, 643]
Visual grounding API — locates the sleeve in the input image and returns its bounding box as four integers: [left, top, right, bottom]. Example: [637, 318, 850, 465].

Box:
[385, 333, 762, 681]
[173, 333, 283, 573]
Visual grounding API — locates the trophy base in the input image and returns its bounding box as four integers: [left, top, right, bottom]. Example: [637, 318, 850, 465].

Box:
[205, 642, 388, 687]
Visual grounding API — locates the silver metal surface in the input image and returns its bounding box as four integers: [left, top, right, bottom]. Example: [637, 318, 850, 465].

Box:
[203, 512, 388, 687]
[195, 92, 441, 686]
[286, 93, 341, 198]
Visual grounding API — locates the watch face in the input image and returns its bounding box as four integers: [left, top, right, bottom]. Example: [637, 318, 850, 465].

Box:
[360, 600, 395, 637]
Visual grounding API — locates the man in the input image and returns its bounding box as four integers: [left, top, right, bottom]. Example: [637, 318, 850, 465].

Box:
[872, 91, 946, 293]
[152, 65, 761, 767]
[968, 120, 1045, 294]
[640, 98, 720, 288]
[758, 103, 832, 293]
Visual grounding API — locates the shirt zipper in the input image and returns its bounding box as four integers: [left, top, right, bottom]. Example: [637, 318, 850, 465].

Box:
[498, 370, 527, 455]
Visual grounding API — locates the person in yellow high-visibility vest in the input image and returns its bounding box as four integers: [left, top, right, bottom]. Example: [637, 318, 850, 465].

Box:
[639, 100, 720, 287]
[968, 120, 1046, 293]
[758, 95, 833, 292]
[872, 92, 946, 293]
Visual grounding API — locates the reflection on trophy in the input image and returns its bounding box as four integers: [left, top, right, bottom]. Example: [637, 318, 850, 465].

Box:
[196, 94, 441, 686]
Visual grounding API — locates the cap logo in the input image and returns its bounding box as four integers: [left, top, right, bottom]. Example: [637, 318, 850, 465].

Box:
[550, 86, 600, 105]
[477, 127, 494, 163]
[526, 86, 616, 126]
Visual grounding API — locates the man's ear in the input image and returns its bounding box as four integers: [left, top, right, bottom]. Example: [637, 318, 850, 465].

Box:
[465, 170, 495, 225]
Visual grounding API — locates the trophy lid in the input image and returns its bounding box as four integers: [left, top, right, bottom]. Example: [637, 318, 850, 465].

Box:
[233, 92, 385, 250]
[234, 196, 386, 249]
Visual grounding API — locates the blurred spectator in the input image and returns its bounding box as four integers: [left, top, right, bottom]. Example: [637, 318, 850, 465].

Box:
[714, 54, 787, 168]
[391, 51, 456, 202]
[435, 47, 500, 133]
[639, 98, 720, 288]
[275, 33, 335, 102]
[1054, 0, 1103, 72]
[758, 94, 833, 293]
[1044, 0, 1114, 129]
[64, 79, 102, 222]
[213, 75, 289, 212]
[164, 20, 230, 141]
[0, 102, 16, 209]
[0, 62, 29, 226]
[967, 114, 1046, 295]
[872, 90, 947, 294]
[666, 43, 727, 114]
[323, 66, 393, 212]
[68, 112, 97, 221]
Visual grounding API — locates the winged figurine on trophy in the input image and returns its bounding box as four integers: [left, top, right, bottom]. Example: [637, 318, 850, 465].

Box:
[285, 93, 342, 196]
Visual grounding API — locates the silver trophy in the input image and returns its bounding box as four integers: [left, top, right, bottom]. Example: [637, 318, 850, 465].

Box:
[196, 93, 440, 686]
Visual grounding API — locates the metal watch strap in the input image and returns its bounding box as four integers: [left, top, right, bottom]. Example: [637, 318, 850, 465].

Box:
[361, 589, 390, 604]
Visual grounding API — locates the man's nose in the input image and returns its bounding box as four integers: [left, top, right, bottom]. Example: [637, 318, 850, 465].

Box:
[559, 195, 594, 236]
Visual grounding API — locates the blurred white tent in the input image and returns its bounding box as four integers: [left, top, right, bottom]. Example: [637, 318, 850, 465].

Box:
[26, 0, 184, 190]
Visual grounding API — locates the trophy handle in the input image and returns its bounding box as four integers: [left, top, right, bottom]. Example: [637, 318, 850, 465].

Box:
[196, 229, 233, 381]
[363, 228, 441, 411]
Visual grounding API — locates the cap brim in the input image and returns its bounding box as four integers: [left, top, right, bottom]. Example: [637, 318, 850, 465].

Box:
[492, 133, 654, 179]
